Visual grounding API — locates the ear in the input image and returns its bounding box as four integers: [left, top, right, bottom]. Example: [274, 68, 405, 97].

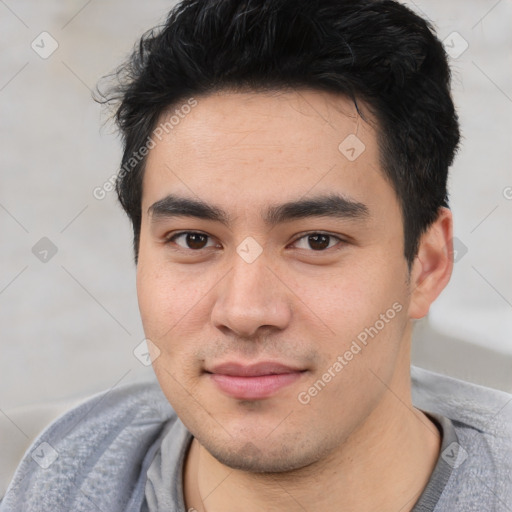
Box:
[408, 207, 454, 319]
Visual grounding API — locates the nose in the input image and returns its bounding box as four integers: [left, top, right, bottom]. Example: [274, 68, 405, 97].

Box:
[211, 250, 292, 339]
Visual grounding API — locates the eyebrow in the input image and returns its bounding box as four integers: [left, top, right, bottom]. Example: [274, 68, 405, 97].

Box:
[147, 193, 370, 226]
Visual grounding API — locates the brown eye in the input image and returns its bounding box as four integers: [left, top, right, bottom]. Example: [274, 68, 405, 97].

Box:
[185, 233, 208, 249]
[307, 234, 331, 250]
[167, 232, 216, 250]
[292, 233, 341, 251]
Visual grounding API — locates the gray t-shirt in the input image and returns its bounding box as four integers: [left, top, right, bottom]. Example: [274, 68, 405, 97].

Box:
[142, 410, 458, 511]
[143, 368, 512, 512]
[1, 366, 510, 511]
[413, 413, 459, 511]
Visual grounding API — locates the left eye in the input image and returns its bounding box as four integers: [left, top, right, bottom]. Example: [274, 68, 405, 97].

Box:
[292, 233, 342, 251]
[167, 232, 218, 250]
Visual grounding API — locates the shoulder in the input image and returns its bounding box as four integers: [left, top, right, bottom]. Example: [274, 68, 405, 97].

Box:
[411, 365, 512, 434]
[412, 366, 512, 510]
[0, 380, 176, 512]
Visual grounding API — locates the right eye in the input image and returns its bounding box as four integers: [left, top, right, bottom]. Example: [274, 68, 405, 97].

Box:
[165, 231, 221, 251]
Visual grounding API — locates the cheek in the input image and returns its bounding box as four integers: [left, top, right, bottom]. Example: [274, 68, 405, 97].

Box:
[290, 258, 402, 333]
[136, 256, 217, 352]
[292, 253, 410, 384]
[136, 256, 187, 344]
[296, 300, 408, 427]
[136, 262, 167, 337]
[136, 261, 206, 397]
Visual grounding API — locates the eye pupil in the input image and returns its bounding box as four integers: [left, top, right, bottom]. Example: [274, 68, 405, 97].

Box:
[308, 234, 330, 250]
[187, 233, 208, 249]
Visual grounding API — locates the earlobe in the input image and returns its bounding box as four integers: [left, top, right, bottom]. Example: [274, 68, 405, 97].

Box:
[408, 207, 454, 319]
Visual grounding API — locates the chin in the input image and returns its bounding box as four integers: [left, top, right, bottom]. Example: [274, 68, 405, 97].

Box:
[197, 433, 328, 474]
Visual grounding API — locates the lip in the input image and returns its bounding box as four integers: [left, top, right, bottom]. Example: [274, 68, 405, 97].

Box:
[206, 361, 306, 400]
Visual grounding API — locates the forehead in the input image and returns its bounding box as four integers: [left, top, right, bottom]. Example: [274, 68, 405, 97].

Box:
[141, 89, 395, 220]
[152, 88, 375, 160]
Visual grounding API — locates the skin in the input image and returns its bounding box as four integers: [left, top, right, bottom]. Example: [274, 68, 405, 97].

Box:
[136, 89, 454, 511]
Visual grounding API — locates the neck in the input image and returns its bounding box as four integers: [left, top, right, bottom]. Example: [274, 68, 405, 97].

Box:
[183, 360, 441, 512]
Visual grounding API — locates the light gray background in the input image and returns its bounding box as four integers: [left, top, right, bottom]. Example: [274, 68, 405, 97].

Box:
[1, 0, 511, 417]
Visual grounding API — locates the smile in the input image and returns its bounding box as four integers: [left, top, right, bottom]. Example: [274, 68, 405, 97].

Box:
[206, 362, 306, 400]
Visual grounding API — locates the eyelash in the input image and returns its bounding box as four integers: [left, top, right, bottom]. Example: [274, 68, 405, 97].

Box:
[164, 231, 345, 252]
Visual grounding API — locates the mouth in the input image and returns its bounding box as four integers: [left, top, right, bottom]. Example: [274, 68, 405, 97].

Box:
[205, 361, 307, 400]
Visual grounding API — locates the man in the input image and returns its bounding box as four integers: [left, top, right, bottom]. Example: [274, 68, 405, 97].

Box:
[1, 0, 511, 511]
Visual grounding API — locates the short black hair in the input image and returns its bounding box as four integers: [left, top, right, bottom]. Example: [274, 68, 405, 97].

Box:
[101, 0, 460, 266]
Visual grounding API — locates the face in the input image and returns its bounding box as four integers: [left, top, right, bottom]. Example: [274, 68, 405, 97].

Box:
[137, 89, 413, 472]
